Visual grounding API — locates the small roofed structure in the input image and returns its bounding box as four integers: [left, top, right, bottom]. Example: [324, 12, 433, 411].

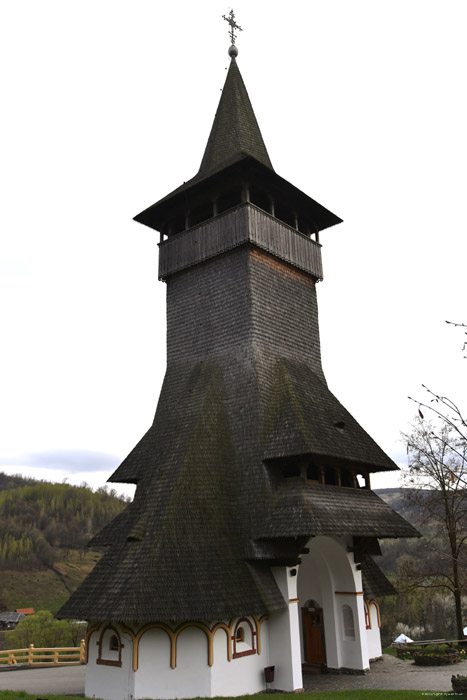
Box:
[58, 21, 418, 700]
[0, 611, 25, 630]
[394, 633, 414, 644]
[16, 607, 35, 616]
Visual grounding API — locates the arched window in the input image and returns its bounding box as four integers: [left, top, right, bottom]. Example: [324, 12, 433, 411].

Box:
[342, 605, 355, 640]
[235, 626, 244, 642]
[232, 617, 256, 659]
[96, 625, 124, 667]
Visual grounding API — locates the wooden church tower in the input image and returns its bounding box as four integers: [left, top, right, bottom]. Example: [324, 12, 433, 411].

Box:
[59, 18, 417, 700]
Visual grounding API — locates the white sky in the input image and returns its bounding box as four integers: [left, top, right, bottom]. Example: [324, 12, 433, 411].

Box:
[1, 1, 466, 497]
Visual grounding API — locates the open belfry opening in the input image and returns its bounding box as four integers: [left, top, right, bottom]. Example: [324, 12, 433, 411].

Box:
[58, 12, 418, 700]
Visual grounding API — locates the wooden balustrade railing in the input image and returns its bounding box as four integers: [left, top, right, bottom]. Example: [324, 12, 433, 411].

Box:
[0, 639, 85, 666]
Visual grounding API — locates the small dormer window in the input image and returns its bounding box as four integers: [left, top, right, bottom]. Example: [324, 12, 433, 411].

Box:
[109, 634, 119, 651]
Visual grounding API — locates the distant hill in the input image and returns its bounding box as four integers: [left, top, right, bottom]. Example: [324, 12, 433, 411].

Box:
[375, 488, 437, 577]
[0, 473, 38, 491]
[0, 472, 128, 613]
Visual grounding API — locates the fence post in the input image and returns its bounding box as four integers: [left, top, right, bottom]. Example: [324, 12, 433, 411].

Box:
[80, 638, 85, 663]
[28, 644, 34, 666]
[54, 649, 58, 664]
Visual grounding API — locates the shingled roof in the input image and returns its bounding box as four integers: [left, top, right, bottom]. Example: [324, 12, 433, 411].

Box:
[133, 58, 342, 233]
[198, 57, 273, 175]
[58, 353, 417, 622]
[361, 555, 397, 598]
[58, 51, 416, 624]
[252, 479, 418, 540]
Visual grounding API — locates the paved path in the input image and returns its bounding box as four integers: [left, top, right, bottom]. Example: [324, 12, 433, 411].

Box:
[0, 664, 85, 695]
[304, 654, 467, 693]
[0, 655, 463, 696]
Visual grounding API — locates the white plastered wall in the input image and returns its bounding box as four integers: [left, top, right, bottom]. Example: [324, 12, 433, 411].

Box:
[268, 566, 303, 692]
[85, 625, 134, 700]
[297, 536, 370, 672]
[366, 601, 383, 660]
[86, 617, 271, 700]
[210, 619, 270, 697]
[135, 626, 211, 700]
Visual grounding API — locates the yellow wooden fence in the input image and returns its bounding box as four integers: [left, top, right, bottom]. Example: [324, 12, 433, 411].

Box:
[0, 639, 85, 666]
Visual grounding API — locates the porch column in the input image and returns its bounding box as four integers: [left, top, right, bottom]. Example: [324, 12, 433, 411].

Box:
[268, 566, 303, 692]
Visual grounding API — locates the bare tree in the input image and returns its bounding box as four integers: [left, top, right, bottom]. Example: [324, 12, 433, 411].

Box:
[402, 418, 467, 639]
[408, 321, 467, 484]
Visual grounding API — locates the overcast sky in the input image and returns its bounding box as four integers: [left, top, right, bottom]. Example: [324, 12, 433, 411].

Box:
[1, 1, 466, 497]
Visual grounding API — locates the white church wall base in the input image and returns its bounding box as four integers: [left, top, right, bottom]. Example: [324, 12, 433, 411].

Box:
[85, 616, 272, 700]
[134, 626, 211, 699]
[85, 627, 134, 700]
[210, 621, 270, 697]
[366, 601, 383, 660]
[269, 566, 303, 692]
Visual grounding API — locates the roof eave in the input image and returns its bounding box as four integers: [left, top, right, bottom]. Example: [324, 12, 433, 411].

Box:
[134, 156, 343, 233]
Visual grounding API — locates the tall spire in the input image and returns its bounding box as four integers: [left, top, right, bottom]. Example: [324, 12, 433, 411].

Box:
[198, 39, 273, 175]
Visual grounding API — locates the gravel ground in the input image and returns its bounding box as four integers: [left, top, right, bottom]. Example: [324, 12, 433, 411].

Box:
[303, 654, 466, 693]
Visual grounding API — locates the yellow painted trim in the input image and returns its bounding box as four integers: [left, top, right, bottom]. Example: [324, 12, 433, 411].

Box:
[135, 623, 176, 671]
[119, 624, 137, 670]
[334, 591, 364, 596]
[107, 617, 268, 672]
[211, 622, 232, 662]
[368, 599, 381, 628]
[363, 599, 372, 630]
[174, 622, 212, 667]
[85, 624, 101, 664]
[252, 614, 268, 656]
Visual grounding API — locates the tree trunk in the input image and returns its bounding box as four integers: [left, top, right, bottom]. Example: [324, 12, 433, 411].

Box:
[452, 558, 464, 640]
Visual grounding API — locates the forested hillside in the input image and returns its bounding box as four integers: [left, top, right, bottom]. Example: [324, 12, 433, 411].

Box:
[0, 477, 127, 570]
[376, 488, 431, 575]
[0, 473, 128, 613]
[376, 488, 466, 644]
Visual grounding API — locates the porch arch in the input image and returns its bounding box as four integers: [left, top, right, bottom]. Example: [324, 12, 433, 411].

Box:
[297, 535, 369, 672]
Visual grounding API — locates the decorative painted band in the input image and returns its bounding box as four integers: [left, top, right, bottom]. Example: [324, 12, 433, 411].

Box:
[289, 598, 299, 603]
[89, 615, 269, 672]
[334, 591, 364, 596]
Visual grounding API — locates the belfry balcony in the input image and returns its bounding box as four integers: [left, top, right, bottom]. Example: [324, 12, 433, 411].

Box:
[158, 202, 323, 281]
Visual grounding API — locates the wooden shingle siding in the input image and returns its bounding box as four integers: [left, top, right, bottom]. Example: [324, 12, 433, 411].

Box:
[158, 203, 323, 281]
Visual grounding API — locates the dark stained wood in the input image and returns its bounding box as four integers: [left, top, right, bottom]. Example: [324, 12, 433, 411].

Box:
[302, 607, 326, 670]
[158, 202, 323, 281]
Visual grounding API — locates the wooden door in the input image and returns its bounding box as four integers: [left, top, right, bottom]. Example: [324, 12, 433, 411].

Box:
[302, 607, 325, 666]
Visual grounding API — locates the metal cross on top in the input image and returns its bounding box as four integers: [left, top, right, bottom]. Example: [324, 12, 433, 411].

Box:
[222, 9, 242, 45]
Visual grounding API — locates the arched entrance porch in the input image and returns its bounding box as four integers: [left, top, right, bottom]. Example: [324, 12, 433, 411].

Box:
[297, 535, 370, 674]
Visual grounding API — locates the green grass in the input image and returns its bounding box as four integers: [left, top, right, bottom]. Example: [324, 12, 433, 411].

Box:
[0, 691, 453, 700]
[383, 646, 399, 657]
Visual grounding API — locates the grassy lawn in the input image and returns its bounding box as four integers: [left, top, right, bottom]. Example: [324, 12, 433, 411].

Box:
[0, 691, 453, 700]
